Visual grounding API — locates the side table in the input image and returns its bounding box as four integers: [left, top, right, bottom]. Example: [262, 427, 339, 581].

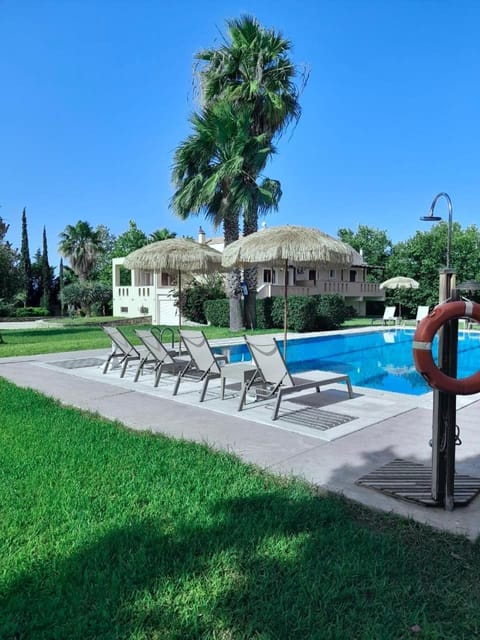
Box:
[220, 363, 258, 405]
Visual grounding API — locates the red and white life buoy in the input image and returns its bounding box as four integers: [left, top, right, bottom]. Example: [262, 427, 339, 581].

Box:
[413, 300, 480, 395]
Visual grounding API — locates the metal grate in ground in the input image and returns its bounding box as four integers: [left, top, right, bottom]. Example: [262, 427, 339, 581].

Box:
[356, 458, 480, 507]
[51, 357, 106, 369]
[265, 404, 357, 431]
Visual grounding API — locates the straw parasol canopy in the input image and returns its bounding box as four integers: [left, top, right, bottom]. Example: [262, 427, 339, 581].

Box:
[379, 276, 419, 290]
[380, 276, 419, 318]
[222, 225, 355, 269]
[222, 225, 356, 354]
[124, 239, 223, 331]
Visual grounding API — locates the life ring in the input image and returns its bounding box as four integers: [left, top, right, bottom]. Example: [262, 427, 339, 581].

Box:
[413, 300, 480, 395]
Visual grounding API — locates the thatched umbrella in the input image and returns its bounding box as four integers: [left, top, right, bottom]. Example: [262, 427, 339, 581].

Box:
[124, 239, 223, 332]
[222, 225, 356, 354]
[380, 276, 419, 318]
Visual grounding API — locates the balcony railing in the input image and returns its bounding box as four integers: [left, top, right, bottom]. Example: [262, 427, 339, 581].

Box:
[257, 280, 384, 299]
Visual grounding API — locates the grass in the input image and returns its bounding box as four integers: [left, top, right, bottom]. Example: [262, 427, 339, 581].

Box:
[0, 317, 374, 358]
[1, 378, 479, 639]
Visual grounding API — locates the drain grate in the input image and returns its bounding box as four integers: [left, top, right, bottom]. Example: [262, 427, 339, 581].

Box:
[265, 404, 357, 431]
[356, 458, 480, 507]
[51, 357, 106, 369]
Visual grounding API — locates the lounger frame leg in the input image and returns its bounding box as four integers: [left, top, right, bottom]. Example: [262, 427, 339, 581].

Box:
[346, 378, 353, 398]
[103, 354, 114, 374]
[272, 391, 284, 421]
[238, 383, 248, 411]
[172, 361, 192, 396]
[134, 357, 146, 382]
[199, 377, 210, 402]
[154, 365, 163, 387]
[120, 357, 130, 378]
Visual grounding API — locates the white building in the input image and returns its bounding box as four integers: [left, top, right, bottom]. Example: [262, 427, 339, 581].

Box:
[112, 228, 385, 324]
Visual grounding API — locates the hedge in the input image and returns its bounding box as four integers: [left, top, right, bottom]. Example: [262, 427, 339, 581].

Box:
[205, 293, 350, 331]
[204, 299, 230, 327]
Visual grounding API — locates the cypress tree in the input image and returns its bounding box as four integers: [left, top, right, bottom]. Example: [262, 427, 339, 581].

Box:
[20, 208, 34, 305]
[41, 226, 51, 310]
[59, 258, 65, 316]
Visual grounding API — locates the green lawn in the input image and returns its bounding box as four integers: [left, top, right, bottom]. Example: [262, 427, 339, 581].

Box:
[0, 317, 374, 358]
[1, 378, 479, 639]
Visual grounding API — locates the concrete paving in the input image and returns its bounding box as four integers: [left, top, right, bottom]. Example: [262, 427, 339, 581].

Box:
[2, 342, 480, 540]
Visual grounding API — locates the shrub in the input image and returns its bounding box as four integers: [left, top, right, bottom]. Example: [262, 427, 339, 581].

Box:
[63, 282, 112, 317]
[15, 306, 50, 317]
[255, 297, 274, 329]
[366, 300, 385, 317]
[345, 305, 358, 320]
[314, 294, 349, 330]
[204, 299, 230, 327]
[178, 275, 226, 324]
[272, 295, 318, 332]
[0, 303, 14, 317]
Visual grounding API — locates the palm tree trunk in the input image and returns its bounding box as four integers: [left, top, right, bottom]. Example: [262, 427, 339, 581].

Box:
[243, 202, 258, 328]
[224, 214, 243, 331]
[227, 268, 243, 331]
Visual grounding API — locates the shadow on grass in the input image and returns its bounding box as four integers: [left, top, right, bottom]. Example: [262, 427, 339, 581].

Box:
[2, 490, 478, 639]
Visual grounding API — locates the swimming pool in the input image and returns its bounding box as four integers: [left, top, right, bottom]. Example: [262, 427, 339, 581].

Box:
[214, 329, 480, 396]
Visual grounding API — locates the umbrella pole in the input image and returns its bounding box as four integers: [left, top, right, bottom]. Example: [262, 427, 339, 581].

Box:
[284, 259, 288, 357]
[178, 270, 182, 335]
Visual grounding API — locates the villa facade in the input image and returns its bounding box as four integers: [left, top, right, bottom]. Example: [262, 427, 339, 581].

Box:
[112, 228, 385, 325]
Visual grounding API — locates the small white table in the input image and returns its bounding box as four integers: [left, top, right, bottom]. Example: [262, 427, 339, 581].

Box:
[220, 363, 257, 400]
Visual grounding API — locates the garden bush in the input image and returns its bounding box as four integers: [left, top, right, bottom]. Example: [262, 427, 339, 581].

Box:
[180, 275, 226, 324]
[204, 298, 230, 327]
[255, 297, 274, 329]
[0, 303, 14, 317]
[63, 282, 112, 317]
[313, 294, 350, 330]
[15, 306, 50, 317]
[272, 295, 318, 332]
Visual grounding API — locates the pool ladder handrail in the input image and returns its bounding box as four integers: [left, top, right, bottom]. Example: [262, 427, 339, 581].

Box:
[152, 326, 177, 351]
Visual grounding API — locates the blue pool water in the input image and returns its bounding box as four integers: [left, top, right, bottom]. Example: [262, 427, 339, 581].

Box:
[214, 330, 480, 396]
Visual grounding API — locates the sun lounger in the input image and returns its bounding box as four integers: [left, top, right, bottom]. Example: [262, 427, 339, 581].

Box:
[372, 306, 397, 326]
[239, 334, 354, 420]
[172, 329, 228, 402]
[415, 305, 430, 326]
[133, 329, 189, 386]
[102, 326, 141, 377]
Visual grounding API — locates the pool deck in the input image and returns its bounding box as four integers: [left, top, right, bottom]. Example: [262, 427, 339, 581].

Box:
[2, 326, 480, 541]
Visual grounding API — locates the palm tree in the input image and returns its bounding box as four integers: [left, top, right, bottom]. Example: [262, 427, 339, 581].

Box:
[58, 220, 104, 281]
[171, 101, 280, 330]
[149, 228, 177, 243]
[195, 15, 305, 326]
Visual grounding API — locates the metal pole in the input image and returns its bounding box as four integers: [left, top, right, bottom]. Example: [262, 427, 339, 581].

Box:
[425, 192, 453, 269]
[430, 269, 457, 509]
[283, 259, 288, 357]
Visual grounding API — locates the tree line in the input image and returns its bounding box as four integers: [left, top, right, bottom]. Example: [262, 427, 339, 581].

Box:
[0, 212, 178, 318]
[2, 16, 479, 322]
[1, 207, 480, 321]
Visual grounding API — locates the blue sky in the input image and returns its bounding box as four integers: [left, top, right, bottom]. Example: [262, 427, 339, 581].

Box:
[1, 0, 479, 267]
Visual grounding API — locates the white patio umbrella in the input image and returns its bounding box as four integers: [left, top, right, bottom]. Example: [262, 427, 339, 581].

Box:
[222, 225, 356, 355]
[379, 276, 419, 318]
[124, 239, 223, 332]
